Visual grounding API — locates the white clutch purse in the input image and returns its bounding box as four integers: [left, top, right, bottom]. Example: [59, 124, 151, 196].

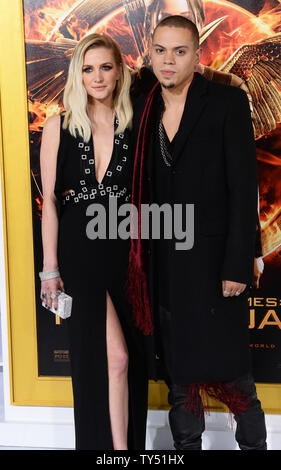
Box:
[42, 290, 72, 319]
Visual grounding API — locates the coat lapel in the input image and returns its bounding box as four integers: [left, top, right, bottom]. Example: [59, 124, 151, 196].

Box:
[172, 72, 209, 165]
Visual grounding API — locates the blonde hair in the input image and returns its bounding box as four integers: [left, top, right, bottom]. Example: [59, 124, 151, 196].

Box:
[62, 33, 132, 141]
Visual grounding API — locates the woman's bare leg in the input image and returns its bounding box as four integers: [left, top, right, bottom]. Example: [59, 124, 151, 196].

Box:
[106, 291, 129, 450]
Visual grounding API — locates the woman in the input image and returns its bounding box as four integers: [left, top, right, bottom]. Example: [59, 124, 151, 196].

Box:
[39, 33, 147, 450]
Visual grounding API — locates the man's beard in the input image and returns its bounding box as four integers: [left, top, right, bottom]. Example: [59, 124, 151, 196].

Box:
[161, 82, 175, 89]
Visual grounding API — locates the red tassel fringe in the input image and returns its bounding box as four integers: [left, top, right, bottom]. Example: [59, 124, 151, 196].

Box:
[183, 382, 250, 418]
[127, 249, 154, 335]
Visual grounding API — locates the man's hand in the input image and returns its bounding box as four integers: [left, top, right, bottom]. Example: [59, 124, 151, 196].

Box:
[222, 280, 246, 297]
[254, 257, 264, 289]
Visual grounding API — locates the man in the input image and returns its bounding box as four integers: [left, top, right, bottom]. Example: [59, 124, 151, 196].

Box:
[131, 0, 265, 288]
[128, 15, 267, 450]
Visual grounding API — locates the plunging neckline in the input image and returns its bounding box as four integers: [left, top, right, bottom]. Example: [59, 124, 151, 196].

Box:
[90, 131, 115, 186]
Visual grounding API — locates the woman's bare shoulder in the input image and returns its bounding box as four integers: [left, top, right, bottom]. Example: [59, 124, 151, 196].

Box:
[41, 114, 62, 149]
[43, 113, 61, 131]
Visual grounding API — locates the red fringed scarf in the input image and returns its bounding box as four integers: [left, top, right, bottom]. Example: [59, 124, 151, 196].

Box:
[184, 381, 250, 418]
[127, 77, 250, 416]
[127, 81, 161, 336]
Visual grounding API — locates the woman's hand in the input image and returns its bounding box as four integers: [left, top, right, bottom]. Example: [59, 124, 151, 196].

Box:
[40, 276, 65, 311]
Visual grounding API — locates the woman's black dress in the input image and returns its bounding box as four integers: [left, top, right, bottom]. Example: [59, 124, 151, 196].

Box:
[54, 114, 147, 450]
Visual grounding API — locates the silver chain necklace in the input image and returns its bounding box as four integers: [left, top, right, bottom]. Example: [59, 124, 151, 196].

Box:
[158, 120, 173, 167]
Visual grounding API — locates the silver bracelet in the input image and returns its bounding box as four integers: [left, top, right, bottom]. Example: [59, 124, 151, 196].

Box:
[39, 269, 60, 281]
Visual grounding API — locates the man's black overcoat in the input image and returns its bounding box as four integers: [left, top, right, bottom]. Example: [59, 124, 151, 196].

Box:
[131, 72, 258, 384]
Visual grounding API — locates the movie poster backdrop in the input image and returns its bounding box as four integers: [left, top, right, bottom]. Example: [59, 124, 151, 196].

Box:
[23, 0, 281, 382]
